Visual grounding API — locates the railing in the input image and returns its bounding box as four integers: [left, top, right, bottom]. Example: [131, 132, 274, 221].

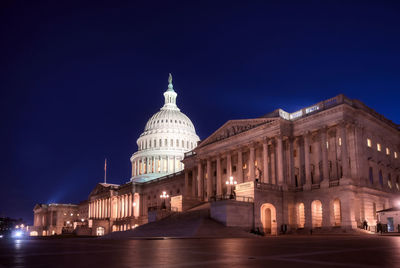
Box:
[210, 194, 254, 203]
[311, 184, 320, 190]
[255, 182, 282, 191]
[329, 180, 340, 187]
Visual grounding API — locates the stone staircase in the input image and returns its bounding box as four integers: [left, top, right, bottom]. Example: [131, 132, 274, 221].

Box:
[103, 203, 255, 239]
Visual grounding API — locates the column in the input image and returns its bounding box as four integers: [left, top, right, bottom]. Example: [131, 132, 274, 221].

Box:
[249, 146, 255, 181]
[88, 202, 91, 218]
[321, 128, 329, 182]
[237, 149, 243, 183]
[226, 153, 232, 178]
[276, 136, 284, 185]
[166, 156, 170, 173]
[184, 170, 189, 196]
[191, 169, 196, 197]
[263, 140, 269, 183]
[153, 156, 156, 173]
[288, 138, 294, 186]
[146, 157, 150, 174]
[304, 133, 312, 187]
[207, 159, 212, 199]
[173, 156, 176, 173]
[271, 141, 276, 184]
[132, 162, 135, 177]
[216, 156, 222, 195]
[340, 123, 350, 178]
[197, 162, 203, 198]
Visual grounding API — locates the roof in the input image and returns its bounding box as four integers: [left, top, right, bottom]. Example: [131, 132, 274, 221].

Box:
[377, 207, 400, 213]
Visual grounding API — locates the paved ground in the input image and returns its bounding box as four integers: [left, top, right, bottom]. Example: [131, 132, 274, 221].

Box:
[0, 235, 399, 267]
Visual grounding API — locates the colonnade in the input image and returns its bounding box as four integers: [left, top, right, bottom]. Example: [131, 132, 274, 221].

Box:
[132, 155, 183, 177]
[185, 123, 352, 200]
[89, 193, 139, 219]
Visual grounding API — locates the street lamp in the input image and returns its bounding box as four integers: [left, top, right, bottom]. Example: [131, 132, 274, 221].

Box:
[225, 176, 237, 199]
[160, 191, 169, 209]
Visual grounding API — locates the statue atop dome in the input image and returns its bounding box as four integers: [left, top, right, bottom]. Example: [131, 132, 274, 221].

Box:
[168, 73, 172, 84]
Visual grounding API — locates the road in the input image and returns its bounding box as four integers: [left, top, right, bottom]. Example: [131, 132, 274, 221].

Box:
[0, 235, 399, 267]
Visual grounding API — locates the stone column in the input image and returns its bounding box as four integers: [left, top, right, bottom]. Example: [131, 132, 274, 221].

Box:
[217, 156, 222, 195]
[237, 149, 243, 183]
[340, 122, 350, 178]
[304, 133, 312, 189]
[263, 140, 269, 183]
[173, 156, 176, 173]
[226, 153, 232, 178]
[321, 128, 329, 183]
[207, 159, 212, 200]
[197, 162, 203, 199]
[276, 136, 284, 185]
[288, 138, 295, 186]
[191, 169, 196, 197]
[249, 146, 255, 181]
[270, 141, 276, 184]
[184, 170, 189, 196]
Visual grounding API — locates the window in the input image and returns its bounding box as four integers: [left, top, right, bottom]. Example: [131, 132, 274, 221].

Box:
[379, 170, 383, 186]
[159, 139, 162, 147]
[369, 167, 374, 184]
[293, 149, 297, 158]
[388, 173, 392, 189]
[170, 139, 173, 147]
[395, 152, 398, 159]
[338, 137, 342, 146]
[176, 139, 179, 147]
[326, 141, 329, 149]
[377, 143, 382, 152]
[309, 145, 312, 153]
[396, 176, 399, 191]
[367, 138, 372, 148]
[386, 148, 390, 155]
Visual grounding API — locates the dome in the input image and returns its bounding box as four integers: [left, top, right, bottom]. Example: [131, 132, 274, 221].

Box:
[130, 74, 200, 183]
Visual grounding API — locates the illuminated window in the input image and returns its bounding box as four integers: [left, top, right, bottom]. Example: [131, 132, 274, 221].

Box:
[338, 137, 342, 146]
[395, 152, 398, 159]
[386, 148, 390, 155]
[326, 141, 329, 149]
[367, 139, 372, 148]
[377, 143, 381, 152]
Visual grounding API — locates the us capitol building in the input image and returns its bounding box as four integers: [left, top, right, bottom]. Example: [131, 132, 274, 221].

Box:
[31, 75, 400, 237]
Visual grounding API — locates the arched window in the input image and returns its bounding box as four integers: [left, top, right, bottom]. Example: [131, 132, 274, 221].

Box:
[176, 139, 179, 147]
[333, 199, 341, 226]
[187, 141, 189, 148]
[159, 139, 162, 147]
[153, 139, 156, 148]
[182, 140, 184, 148]
[170, 139, 173, 147]
[311, 200, 323, 228]
[165, 139, 168, 146]
[379, 170, 383, 186]
[369, 167, 374, 184]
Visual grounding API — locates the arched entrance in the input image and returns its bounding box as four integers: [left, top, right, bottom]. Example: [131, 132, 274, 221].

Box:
[333, 199, 341, 226]
[297, 203, 305, 228]
[260, 203, 277, 235]
[311, 200, 323, 228]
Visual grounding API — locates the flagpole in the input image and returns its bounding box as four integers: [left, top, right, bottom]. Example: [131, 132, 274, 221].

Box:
[104, 158, 107, 184]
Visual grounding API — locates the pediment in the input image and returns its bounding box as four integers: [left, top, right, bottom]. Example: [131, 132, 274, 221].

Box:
[89, 183, 116, 197]
[198, 118, 277, 148]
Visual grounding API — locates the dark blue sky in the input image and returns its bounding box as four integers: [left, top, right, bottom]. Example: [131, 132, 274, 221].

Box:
[1, 1, 399, 223]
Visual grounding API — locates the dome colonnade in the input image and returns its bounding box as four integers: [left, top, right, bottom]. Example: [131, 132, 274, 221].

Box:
[130, 74, 200, 182]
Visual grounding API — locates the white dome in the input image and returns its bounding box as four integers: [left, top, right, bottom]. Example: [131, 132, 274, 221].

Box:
[130, 74, 200, 182]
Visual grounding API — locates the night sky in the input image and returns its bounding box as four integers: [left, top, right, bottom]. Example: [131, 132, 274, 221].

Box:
[1, 1, 400, 223]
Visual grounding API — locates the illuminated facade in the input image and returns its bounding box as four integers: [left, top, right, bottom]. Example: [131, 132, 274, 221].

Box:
[32, 93, 400, 236]
[182, 94, 400, 234]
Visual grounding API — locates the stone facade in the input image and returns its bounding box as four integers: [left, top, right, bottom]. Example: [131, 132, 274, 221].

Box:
[31, 94, 400, 236]
[182, 94, 400, 234]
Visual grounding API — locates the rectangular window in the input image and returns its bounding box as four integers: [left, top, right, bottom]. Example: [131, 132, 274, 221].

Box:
[338, 137, 342, 146]
[377, 143, 382, 152]
[386, 148, 390, 155]
[367, 138, 372, 148]
[395, 152, 398, 159]
[293, 149, 297, 157]
[326, 141, 329, 149]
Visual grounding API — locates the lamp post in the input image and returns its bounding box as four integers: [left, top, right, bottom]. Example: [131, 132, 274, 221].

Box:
[225, 176, 237, 199]
[160, 191, 169, 209]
